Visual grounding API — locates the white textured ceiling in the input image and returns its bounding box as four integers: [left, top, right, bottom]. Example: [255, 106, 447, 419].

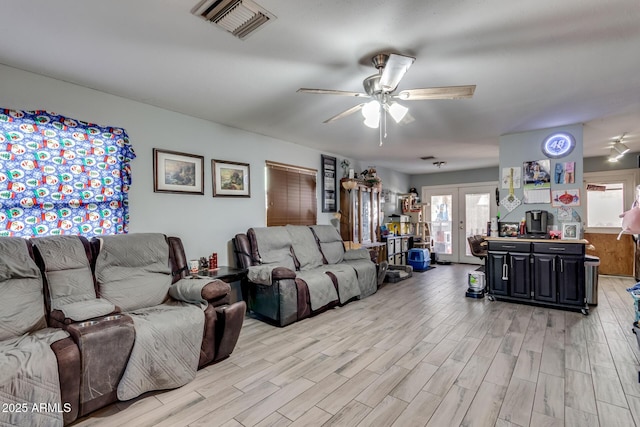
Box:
[1, 0, 639, 174]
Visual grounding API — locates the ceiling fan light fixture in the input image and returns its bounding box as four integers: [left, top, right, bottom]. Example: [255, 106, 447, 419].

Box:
[613, 141, 630, 155]
[387, 102, 408, 123]
[362, 100, 380, 119]
[608, 147, 622, 162]
[363, 115, 380, 129]
[362, 100, 381, 128]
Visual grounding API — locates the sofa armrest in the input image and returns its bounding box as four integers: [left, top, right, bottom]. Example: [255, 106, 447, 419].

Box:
[271, 266, 297, 280]
[49, 299, 118, 326]
[247, 265, 296, 285]
[50, 307, 123, 327]
[201, 279, 231, 303]
[343, 248, 371, 261]
[170, 277, 230, 305]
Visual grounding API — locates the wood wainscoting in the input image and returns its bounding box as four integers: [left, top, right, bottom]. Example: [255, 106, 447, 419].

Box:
[585, 232, 634, 276]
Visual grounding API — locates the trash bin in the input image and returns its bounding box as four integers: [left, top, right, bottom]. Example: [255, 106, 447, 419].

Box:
[585, 255, 600, 305]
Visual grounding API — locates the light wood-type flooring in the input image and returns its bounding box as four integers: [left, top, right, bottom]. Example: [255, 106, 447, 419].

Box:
[74, 264, 640, 427]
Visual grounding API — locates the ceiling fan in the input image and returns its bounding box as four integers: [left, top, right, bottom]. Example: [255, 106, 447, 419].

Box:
[607, 132, 630, 162]
[297, 53, 476, 145]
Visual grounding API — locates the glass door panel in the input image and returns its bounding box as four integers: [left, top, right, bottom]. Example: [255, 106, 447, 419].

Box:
[430, 193, 454, 260]
[354, 188, 360, 243]
[362, 190, 371, 243]
[460, 190, 492, 264]
[372, 189, 379, 242]
[423, 184, 496, 264]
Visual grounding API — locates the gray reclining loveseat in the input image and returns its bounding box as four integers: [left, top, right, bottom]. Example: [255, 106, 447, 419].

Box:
[234, 224, 381, 326]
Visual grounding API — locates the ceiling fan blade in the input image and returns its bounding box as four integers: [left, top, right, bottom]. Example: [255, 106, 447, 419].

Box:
[396, 85, 476, 100]
[323, 103, 365, 123]
[379, 54, 415, 92]
[297, 88, 369, 97]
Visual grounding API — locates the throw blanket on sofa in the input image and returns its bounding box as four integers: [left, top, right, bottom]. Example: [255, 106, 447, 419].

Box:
[295, 270, 339, 311]
[95, 233, 172, 312]
[117, 301, 205, 401]
[343, 249, 378, 298]
[0, 328, 69, 427]
[316, 264, 361, 304]
[247, 264, 281, 286]
[94, 233, 206, 401]
[252, 227, 296, 270]
[285, 225, 324, 270]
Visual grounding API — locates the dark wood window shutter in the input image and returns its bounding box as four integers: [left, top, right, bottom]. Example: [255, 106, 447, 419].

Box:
[266, 161, 317, 226]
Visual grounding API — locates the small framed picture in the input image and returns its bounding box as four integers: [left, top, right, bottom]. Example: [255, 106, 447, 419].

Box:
[321, 154, 337, 212]
[153, 149, 204, 195]
[562, 222, 581, 240]
[212, 159, 250, 197]
[499, 222, 520, 237]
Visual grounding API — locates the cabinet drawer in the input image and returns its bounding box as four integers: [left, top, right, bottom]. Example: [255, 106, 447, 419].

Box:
[532, 243, 584, 255]
[488, 241, 531, 253]
[387, 238, 396, 254]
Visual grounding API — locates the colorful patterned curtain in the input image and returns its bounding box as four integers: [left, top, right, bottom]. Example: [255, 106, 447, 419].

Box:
[0, 109, 135, 237]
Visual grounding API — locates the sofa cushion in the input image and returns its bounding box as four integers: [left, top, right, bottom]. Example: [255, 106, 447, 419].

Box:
[32, 236, 116, 319]
[0, 237, 46, 341]
[251, 227, 296, 271]
[95, 233, 172, 312]
[310, 225, 345, 264]
[286, 225, 324, 271]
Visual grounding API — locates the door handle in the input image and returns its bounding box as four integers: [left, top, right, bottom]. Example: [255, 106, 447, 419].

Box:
[502, 263, 509, 280]
[560, 259, 564, 273]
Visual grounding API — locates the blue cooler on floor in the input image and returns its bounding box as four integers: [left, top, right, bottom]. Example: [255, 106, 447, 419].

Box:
[408, 248, 430, 271]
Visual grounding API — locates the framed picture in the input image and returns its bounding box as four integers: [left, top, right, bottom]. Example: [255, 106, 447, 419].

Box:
[562, 222, 581, 240]
[499, 222, 519, 237]
[212, 159, 250, 197]
[153, 148, 204, 195]
[551, 189, 580, 207]
[321, 154, 337, 212]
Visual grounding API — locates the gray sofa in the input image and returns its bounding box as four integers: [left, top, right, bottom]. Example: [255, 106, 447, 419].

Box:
[234, 224, 381, 326]
[0, 233, 245, 426]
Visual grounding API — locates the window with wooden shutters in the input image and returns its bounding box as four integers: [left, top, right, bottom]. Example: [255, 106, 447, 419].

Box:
[266, 161, 317, 226]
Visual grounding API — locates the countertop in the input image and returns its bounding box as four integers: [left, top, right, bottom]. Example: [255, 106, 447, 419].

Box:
[485, 237, 589, 244]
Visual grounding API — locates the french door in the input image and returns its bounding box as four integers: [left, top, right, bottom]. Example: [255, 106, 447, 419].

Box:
[422, 184, 497, 264]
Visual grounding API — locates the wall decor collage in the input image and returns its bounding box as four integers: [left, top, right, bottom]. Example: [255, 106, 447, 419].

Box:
[501, 158, 580, 224]
[153, 148, 250, 197]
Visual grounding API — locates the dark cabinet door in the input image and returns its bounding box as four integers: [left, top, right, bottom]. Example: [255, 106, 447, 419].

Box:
[533, 254, 557, 303]
[558, 255, 585, 306]
[487, 252, 509, 296]
[509, 252, 531, 299]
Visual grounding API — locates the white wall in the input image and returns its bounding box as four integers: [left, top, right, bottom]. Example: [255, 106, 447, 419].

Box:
[0, 64, 408, 263]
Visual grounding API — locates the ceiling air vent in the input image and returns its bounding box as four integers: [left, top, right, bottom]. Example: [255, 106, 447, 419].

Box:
[191, 0, 276, 40]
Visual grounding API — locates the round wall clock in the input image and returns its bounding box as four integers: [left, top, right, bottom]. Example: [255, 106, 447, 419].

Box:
[541, 132, 575, 158]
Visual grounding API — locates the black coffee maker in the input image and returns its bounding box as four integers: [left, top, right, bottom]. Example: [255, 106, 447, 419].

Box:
[525, 210, 548, 236]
